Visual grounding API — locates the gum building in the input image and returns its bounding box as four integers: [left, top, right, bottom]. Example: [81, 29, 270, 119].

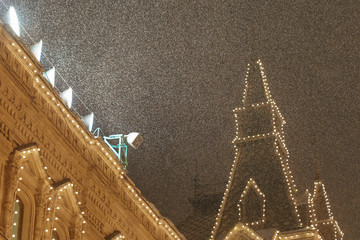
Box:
[0, 20, 184, 240]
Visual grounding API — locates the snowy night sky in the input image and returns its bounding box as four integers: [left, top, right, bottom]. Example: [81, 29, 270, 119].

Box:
[1, 1, 359, 239]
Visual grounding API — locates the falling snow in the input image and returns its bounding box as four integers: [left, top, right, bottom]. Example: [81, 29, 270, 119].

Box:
[1, 1, 359, 239]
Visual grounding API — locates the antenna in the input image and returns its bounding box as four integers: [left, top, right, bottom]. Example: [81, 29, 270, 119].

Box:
[311, 138, 321, 180]
[194, 158, 199, 199]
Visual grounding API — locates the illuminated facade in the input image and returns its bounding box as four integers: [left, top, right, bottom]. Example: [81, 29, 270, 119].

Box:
[0, 22, 184, 240]
[179, 60, 343, 240]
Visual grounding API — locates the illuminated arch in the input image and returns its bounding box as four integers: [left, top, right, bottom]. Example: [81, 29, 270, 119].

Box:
[52, 218, 70, 240]
[1, 143, 43, 239]
[13, 181, 36, 240]
[10, 197, 23, 239]
[46, 179, 85, 239]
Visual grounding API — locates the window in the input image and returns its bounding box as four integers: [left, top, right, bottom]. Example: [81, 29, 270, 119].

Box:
[11, 198, 23, 240]
[51, 231, 60, 240]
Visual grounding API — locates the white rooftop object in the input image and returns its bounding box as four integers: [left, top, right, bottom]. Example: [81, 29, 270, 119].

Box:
[30, 40, 43, 61]
[6, 6, 20, 36]
[82, 113, 94, 131]
[126, 132, 143, 149]
[60, 87, 73, 108]
[44, 67, 55, 86]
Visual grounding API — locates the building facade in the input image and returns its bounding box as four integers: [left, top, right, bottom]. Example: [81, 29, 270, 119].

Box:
[0, 22, 184, 240]
[179, 59, 343, 240]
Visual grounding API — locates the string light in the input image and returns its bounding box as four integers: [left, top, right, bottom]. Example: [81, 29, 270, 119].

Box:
[237, 178, 266, 226]
[6, 41, 183, 238]
[5, 16, 341, 240]
[211, 59, 301, 239]
[9, 146, 87, 239]
[211, 59, 342, 239]
[0, 39, 182, 236]
[312, 181, 344, 240]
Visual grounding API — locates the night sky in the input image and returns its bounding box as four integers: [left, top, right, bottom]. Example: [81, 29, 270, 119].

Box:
[1, 1, 359, 239]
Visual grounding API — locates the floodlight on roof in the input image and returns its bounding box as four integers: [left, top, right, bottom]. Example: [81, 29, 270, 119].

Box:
[30, 40, 42, 61]
[44, 67, 55, 87]
[102, 132, 143, 168]
[125, 132, 143, 149]
[60, 87, 73, 108]
[6, 7, 20, 36]
[82, 113, 94, 132]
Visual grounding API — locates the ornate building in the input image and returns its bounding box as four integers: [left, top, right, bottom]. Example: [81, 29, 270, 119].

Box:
[179, 59, 343, 240]
[0, 21, 184, 240]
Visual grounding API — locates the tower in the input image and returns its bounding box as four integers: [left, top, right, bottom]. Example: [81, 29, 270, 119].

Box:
[211, 59, 302, 239]
[311, 176, 344, 239]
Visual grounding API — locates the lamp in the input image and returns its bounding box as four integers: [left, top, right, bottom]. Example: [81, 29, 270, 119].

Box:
[102, 132, 143, 168]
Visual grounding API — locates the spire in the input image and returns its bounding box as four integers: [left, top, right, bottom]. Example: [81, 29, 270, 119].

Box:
[242, 59, 272, 105]
[194, 158, 199, 199]
[311, 139, 321, 181]
[314, 156, 321, 181]
[212, 60, 300, 239]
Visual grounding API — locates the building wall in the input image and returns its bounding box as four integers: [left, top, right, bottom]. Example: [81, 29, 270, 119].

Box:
[0, 23, 184, 240]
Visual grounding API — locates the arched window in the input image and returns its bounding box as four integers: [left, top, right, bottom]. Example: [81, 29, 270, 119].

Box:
[51, 231, 60, 240]
[11, 198, 24, 240]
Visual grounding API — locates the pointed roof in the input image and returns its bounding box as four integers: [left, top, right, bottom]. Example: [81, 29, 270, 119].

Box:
[312, 181, 334, 221]
[242, 59, 272, 105]
[211, 59, 301, 239]
[312, 180, 344, 239]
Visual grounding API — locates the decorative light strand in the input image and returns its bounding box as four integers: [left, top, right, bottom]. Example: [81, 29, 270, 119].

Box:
[14, 147, 86, 238]
[211, 59, 301, 239]
[237, 178, 266, 226]
[125, 184, 181, 239]
[8, 40, 180, 240]
[312, 181, 344, 240]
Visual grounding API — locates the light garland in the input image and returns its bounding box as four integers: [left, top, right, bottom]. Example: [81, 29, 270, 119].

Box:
[211, 59, 302, 239]
[126, 185, 181, 239]
[312, 181, 344, 240]
[237, 178, 266, 226]
[9, 41, 125, 174]
[6, 33, 184, 240]
[5, 19, 343, 240]
[222, 222, 263, 240]
[15, 147, 87, 238]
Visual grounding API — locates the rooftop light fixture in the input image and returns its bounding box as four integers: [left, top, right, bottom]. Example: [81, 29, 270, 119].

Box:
[5, 6, 20, 36]
[30, 40, 42, 61]
[82, 113, 94, 131]
[96, 130, 143, 168]
[44, 67, 55, 86]
[60, 87, 73, 108]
